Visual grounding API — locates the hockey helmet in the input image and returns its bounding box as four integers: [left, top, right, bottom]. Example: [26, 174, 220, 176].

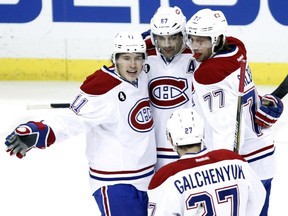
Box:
[150, 6, 187, 45]
[186, 8, 228, 51]
[166, 108, 204, 147]
[112, 31, 147, 64]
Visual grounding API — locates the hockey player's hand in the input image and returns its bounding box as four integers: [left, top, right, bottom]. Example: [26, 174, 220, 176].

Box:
[255, 94, 284, 128]
[5, 121, 56, 159]
[141, 29, 154, 50]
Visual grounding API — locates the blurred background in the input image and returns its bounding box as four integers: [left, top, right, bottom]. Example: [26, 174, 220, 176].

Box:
[0, 0, 287, 83]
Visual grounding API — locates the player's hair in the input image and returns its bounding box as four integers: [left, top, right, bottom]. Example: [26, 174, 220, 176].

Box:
[214, 35, 233, 53]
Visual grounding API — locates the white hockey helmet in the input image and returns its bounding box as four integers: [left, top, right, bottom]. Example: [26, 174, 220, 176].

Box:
[166, 108, 204, 147]
[112, 31, 147, 64]
[186, 8, 228, 50]
[150, 6, 187, 45]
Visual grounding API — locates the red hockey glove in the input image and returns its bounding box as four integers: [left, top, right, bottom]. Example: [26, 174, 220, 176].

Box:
[141, 29, 154, 50]
[255, 94, 284, 128]
[5, 121, 56, 159]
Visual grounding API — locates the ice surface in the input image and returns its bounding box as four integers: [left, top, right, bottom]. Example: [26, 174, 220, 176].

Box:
[0, 81, 287, 216]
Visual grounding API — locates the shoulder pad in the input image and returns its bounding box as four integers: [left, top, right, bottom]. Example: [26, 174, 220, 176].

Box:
[80, 67, 121, 95]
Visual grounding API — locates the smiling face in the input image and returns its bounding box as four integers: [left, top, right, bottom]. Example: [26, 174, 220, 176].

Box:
[115, 53, 145, 82]
[154, 33, 183, 59]
[187, 35, 213, 62]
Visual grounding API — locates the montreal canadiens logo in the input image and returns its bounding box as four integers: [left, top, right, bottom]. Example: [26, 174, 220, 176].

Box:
[149, 77, 189, 109]
[128, 98, 154, 132]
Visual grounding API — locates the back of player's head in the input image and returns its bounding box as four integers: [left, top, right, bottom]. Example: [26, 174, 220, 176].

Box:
[166, 108, 204, 147]
[112, 31, 147, 64]
[150, 6, 186, 45]
[186, 8, 228, 52]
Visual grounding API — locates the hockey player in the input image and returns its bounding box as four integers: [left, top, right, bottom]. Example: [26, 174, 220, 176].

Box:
[142, 6, 196, 170]
[4, 31, 156, 216]
[185, 8, 283, 215]
[147, 108, 266, 216]
[141, 5, 281, 172]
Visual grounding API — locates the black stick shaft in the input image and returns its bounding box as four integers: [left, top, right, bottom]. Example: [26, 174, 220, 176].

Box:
[271, 75, 288, 99]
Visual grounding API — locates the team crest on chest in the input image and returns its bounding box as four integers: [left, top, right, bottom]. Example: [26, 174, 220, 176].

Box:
[128, 98, 154, 132]
[149, 76, 189, 109]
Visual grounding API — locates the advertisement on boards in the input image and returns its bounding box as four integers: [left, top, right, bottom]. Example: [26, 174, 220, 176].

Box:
[0, 0, 287, 82]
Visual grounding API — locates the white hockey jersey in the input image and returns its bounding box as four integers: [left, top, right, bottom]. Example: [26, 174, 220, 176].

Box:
[192, 37, 276, 180]
[147, 148, 266, 216]
[47, 65, 157, 193]
[144, 46, 196, 170]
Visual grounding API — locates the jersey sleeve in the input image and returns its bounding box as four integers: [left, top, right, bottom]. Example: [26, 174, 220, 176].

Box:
[148, 181, 181, 216]
[44, 89, 118, 143]
[44, 67, 121, 143]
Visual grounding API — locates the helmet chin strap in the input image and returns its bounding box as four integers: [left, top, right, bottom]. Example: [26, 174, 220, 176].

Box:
[205, 41, 220, 60]
[211, 35, 226, 57]
[172, 145, 181, 156]
[114, 63, 121, 77]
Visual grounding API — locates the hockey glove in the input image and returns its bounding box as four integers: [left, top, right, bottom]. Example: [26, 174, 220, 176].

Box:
[5, 121, 56, 159]
[255, 94, 284, 128]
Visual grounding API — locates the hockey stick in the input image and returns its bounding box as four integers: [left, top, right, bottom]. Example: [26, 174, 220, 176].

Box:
[233, 60, 246, 153]
[26, 103, 71, 110]
[271, 74, 288, 99]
